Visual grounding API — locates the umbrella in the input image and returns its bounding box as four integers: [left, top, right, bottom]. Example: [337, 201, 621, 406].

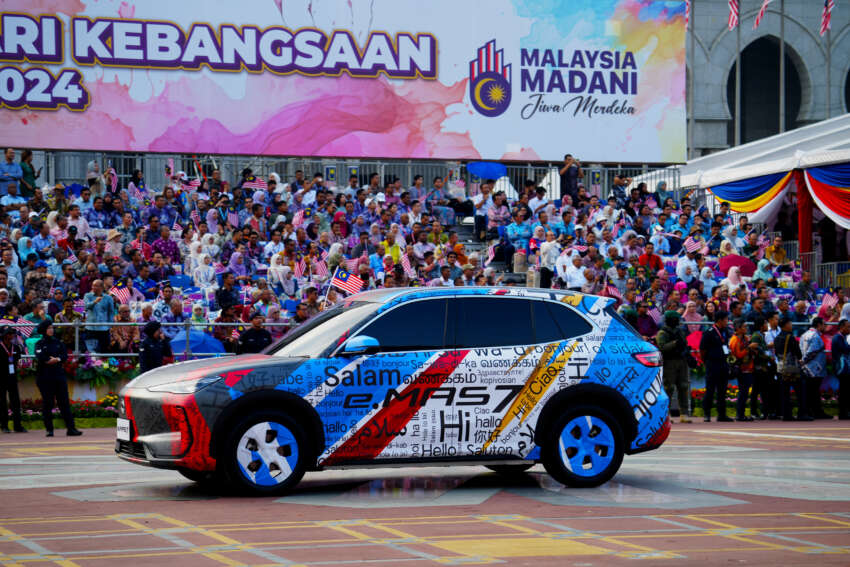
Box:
[466, 162, 507, 180]
[718, 254, 756, 277]
[170, 329, 226, 358]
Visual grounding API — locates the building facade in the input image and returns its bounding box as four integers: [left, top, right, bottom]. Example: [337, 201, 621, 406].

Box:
[688, 0, 850, 157]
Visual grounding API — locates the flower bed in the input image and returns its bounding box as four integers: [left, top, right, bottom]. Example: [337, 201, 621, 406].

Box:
[16, 393, 120, 420]
[18, 355, 139, 388]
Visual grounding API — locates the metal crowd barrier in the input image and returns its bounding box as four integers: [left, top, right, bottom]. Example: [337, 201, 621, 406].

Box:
[9, 320, 292, 361]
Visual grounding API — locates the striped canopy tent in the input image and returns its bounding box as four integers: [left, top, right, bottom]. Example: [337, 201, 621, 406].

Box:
[629, 114, 850, 256]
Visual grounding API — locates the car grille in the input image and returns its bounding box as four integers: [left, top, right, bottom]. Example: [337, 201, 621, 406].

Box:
[117, 440, 147, 460]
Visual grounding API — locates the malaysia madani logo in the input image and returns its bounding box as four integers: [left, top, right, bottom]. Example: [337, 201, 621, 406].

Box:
[469, 40, 511, 117]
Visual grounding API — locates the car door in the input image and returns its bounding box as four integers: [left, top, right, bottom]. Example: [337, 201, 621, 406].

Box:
[441, 297, 594, 460]
[317, 297, 453, 465]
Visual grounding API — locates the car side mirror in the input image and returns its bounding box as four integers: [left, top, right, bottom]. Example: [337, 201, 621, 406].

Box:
[340, 335, 380, 356]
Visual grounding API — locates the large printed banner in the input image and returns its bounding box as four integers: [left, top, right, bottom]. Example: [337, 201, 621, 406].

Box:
[0, 1, 686, 162]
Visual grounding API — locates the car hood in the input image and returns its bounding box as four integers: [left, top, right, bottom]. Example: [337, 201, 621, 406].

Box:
[124, 354, 300, 391]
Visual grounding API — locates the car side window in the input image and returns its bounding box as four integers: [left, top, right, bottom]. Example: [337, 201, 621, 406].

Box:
[544, 301, 593, 339]
[451, 297, 533, 348]
[357, 299, 448, 352]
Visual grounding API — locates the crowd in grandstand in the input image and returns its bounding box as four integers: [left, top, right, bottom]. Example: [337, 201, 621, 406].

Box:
[0, 148, 848, 430]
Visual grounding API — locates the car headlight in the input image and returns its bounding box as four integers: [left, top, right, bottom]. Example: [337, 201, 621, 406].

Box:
[147, 375, 222, 394]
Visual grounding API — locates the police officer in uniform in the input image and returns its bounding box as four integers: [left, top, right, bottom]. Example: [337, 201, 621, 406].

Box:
[655, 311, 692, 423]
[699, 310, 734, 423]
[0, 326, 25, 433]
[238, 312, 273, 354]
[139, 321, 173, 374]
[34, 320, 81, 437]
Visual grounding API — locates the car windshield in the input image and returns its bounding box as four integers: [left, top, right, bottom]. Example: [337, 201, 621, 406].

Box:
[264, 300, 381, 358]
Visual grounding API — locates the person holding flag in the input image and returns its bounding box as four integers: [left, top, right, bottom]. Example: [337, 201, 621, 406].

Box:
[83, 279, 115, 353]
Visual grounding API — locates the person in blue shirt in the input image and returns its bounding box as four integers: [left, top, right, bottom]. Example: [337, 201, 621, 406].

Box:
[554, 209, 575, 239]
[133, 265, 159, 299]
[72, 187, 94, 213]
[85, 197, 110, 229]
[31, 222, 56, 258]
[0, 149, 22, 197]
[0, 182, 26, 219]
[505, 211, 532, 253]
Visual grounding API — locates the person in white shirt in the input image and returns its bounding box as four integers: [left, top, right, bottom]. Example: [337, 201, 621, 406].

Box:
[528, 187, 549, 220]
[676, 250, 698, 284]
[562, 254, 587, 290]
[263, 229, 286, 260]
[471, 181, 494, 241]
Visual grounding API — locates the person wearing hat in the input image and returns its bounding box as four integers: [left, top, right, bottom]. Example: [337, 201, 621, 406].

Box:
[237, 312, 273, 354]
[139, 321, 173, 374]
[460, 264, 476, 286]
[34, 320, 80, 436]
[656, 310, 693, 423]
[0, 326, 25, 433]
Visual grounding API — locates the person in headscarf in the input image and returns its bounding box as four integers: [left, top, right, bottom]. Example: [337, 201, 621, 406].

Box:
[267, 254, 287, 295]
[654, 180, 671, 208]
[266, 304, 288, 339]
[699, 266, 717, 297]
[228, 251, 251, 285]
[682, 300, 703, 324]
[719, 266, 745, 293]
[193, 253, 217, 288]
[187, 241, 204, 273]
[17, 237, 35, 264]
[656, 269, 673, 295]
[753, 258, 773, 282]
[201, 233, 220, 259]
[718, 239, 735, 257]
[279, 265, 297, 298]
[190, 303, 207, 331]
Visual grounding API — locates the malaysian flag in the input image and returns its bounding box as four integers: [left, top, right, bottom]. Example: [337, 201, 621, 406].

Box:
[648, 306, 664, 325]
[227, 208, 239, 227]
[822, 293, 839, 310]
[109, 281, 131, 304]
[685, 0, 690, 27]
[821, 0, 835, 35]
[73, 299, 85, 314]
[605, 282, 623, 301]
[313, 258, 329, 277]
[67, 251, 78, 264]
[131, 239, 142, 251]
[242, 177, 268, 191]
[331, 269, 364, 295]
[345, 257, 360, 272]
[484, 244, 496, 267]
[190, 209, 201, 226]
[189, 178, 201, 188]
[172, 218, 181, 232]
[231, 325, 244, 340]
[292, 209, 305, 227]
[400, 254, 416, 278]
[753, 0, 771, 29]
[12, 317, 34, 338]
[728, 0, 739, 29]
[294, 257, 306, 278]
[213, 261, 227, 274]
[683, 236, 702, 253]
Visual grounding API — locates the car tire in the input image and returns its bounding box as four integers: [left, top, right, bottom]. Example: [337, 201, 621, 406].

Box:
[177, 468, 219, 485]
[485, 464, 534, 475]
[221, 410, 309, 496]
[541, 405, 624, 488]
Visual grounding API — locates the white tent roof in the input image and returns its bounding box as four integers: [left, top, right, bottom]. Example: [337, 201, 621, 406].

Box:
[652, 113, 850, 188]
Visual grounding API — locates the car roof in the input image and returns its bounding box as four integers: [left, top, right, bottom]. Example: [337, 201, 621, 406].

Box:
[350, 286, 608, 305]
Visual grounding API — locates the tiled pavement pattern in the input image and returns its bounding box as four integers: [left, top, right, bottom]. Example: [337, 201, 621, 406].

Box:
[0, 423, 848, 566]
[1, 512, 849, 565]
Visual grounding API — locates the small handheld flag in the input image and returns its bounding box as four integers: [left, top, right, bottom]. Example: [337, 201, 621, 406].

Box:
[331, 269, 364, 295]
[109, 281, 131, 304]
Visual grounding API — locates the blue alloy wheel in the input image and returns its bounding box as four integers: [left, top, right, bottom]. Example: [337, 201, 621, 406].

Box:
[236, 421, 300, 486]
[224, 411, 308, 495]
[542, 405, 624, 488]
[558, 415, 615, 477]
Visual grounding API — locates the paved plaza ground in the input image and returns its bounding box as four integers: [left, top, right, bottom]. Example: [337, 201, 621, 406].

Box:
[1, 421, 849, 566]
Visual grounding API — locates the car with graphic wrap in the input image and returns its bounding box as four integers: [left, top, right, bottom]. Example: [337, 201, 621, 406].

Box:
[116, 287, 669, 494]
